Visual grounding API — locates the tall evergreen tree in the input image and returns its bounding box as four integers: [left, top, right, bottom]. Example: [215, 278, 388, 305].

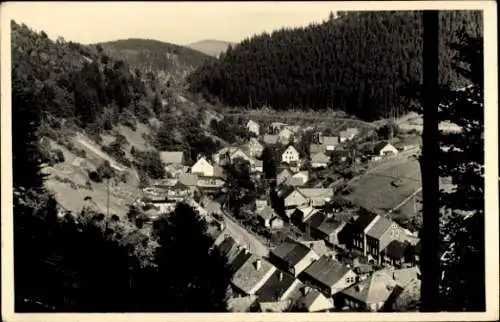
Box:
[148, 203, 231, 312]
[438, 29, 484, 311]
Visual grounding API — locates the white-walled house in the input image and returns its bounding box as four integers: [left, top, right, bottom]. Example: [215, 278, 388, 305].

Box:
[245, 138, 264, 158]
[339, 127, 360, 142]
[191, 157, 224, 178]
[281, 145, 300, 164]
[374, 142, 398, 157]
[247, 120, 260, 136]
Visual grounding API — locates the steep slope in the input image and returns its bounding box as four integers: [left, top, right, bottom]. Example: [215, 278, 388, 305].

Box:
[188, 11, 483, 121]
[11, 21, 227, 217]
[186, 39, 235, 57]
[97, 38, 214, 88]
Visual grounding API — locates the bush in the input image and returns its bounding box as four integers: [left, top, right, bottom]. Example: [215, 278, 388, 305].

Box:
[89, 161, 116, 183]
[53, 149, 65, 163]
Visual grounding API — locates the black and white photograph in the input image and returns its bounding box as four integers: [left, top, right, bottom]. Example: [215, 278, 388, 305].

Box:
[1, 1, 498, 321]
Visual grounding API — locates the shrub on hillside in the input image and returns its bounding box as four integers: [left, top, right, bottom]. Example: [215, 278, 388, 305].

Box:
[53, 149, 65, 163]
[89, 161, 116, 183]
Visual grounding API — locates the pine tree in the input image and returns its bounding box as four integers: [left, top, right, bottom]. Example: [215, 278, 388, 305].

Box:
[438, 29, 484, 311]
[148, 203, 231, 312]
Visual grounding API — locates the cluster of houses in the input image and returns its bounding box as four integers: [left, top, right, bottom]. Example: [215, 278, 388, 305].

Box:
[215, 228, 421, 312]
[139, 118, 407, 224]
[130, 117, 422, 312]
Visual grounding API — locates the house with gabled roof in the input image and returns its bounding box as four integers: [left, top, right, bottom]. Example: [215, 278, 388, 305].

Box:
[319, 136, 340, 151]
[350, 211, 379, 255]
[160, 151, 184, 166]
[257, 205, 279, 228]
[229, 248, 254, 274]
[305, 212, 347, 246]
[310, 144, 325, 154]
[191, 156, 224, 178]
[296, 288, 335, 312]
[297, 188, 334, 207]
[281, 145, 301, 164]
[283, 188, 309, 210]
[311, 151, 330, 169]
[255, 270, 304, 303]
[339, 127, 359, 142]
[290, 205, 320, 226]
[284, 171, 309, 187]
[263, 134, 279, 145]
[269, 238, 320, 277]
[232, 256, 277, 295]
[374, 141, 398, 157]
[365, 216, 405, 264]
[247, 119, 260, 136]
[347, 127, 360, 138]
[257, 299, 294, 313]
[381, 240, 411, 268]
[299, 240, 334, 258]
[299, 255, 357, 297]
[339, 270, 398, 312]
[277, 168, 294, 186]
[244, 137, 264, 158]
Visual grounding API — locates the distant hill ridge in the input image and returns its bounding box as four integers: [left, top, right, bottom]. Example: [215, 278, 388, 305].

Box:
[97, 38, 215, 87]
[186, 39, 235, 57]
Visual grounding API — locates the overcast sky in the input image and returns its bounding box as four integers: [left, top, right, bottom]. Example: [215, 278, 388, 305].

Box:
[5, 2, 340, 45]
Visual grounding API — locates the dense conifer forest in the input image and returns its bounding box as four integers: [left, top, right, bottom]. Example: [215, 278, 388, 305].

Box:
[188, 11, 483, 121]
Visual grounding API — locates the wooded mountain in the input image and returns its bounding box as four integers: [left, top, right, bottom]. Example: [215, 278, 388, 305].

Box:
[186, 39, 235, 57]
[11, 20, 227, 177]
[188, 11, 483, 121]
[97, 38, 214, 88]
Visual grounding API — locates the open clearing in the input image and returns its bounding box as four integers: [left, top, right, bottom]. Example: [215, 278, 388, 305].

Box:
[44, 136, 141, 217]
[343, 157, 422, 215]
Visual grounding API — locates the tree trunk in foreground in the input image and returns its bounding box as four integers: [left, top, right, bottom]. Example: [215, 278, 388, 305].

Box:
[420, 10, 441, 312]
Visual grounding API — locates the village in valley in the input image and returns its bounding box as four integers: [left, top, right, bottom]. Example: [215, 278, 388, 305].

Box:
[134, 115, 423, 312]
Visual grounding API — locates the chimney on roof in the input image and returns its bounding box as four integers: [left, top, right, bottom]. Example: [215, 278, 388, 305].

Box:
[279, 271, 284, 281]
[254, 259, 262, 271]
[302, 286, 311, 296]
[355, 284, 364, 292]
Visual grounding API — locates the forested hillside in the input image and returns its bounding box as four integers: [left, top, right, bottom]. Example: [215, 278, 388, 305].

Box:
[188, 11, 483, 121]
[12, 21, 161, 132]
[98, 38, 214, 88]
[12, 21, 227, 166]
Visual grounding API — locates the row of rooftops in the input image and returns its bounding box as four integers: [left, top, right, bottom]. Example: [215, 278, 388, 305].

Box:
[216, 231, 419, 312]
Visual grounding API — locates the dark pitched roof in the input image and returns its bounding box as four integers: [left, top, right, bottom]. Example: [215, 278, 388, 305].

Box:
[255, 270, 297, 302]
[230, 249, 253, 274]
[219, 236, 238, 255]
[352, 212, 378, 231]
[317, 218, 346, 236]
[374, 141, 390, 152]
[271, 239, 314, 267]
[305, 211, 326, 229]
[301, 256, 352, 288]
[384, 240, 409, 259]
